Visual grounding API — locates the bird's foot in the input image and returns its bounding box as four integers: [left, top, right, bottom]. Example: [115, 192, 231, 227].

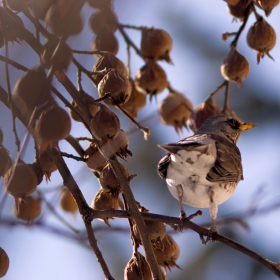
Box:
[178, 210, 187, 232]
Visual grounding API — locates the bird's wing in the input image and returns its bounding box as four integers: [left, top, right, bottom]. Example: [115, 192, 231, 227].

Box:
[157, 134, 211, 179]
[207, 134, 243, 183]
[157, 153, 170, 179]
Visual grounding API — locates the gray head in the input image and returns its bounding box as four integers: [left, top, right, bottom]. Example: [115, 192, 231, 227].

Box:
[196, 114, 256, 143]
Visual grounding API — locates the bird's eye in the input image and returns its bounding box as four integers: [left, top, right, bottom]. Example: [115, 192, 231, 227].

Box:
[227, 118, 239, 129]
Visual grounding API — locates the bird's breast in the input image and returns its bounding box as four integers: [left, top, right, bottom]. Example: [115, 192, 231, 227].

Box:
[165, 146, 237, 207]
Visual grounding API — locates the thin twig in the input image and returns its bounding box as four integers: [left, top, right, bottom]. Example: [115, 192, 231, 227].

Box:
[84, 220, 115, 280]
[118, 25, 144, 59]
[0, 9, 21, 152]
[230, 3, 252, 47]
[60, 152, 87, 162]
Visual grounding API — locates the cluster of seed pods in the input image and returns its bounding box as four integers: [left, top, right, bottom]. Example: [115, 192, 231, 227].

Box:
[124, 205, 181, 279]
[221, 0, 278, 88]
[88, 0, 119, 55]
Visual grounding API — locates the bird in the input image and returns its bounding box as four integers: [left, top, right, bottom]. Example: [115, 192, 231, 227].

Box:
[157, 114, 256, 233]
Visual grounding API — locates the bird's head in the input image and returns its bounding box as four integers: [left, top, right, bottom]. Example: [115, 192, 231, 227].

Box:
[197, 114, 256, 143]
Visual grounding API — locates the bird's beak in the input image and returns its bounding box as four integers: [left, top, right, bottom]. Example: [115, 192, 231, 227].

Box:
[240, 122, 257, 131]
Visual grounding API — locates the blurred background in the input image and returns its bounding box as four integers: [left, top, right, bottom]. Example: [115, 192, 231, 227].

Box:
[1, 0, 280, 279]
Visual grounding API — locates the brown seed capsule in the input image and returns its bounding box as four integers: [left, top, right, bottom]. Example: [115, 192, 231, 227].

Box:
[220, 46, 250, 87]
[135, 61, 168, 99]
[121, 78, 147, 119]
[98, 69, 132, 106]
[4, 162, 38, 199]
[227, 0, 252, 21]
[36, 104, 71, 150]
[88, 9, 118, 35]
[99, 162, 129, 196]
[124, 253, 153, 280]
[13, 66, 52, 114]
[141, 28, 173, 63]
[41, 38, 72, 72]
[102, 129, 132, 159]
[69, 90, 98, 122]
[247, 17, 276, 63]
[0, 146, 13, 177]
[158, 91, 193, 134]
[90, 104, 120, 142]
[13, 196, 41, 221]
[188, 95, 221, 133]
[44, 2, 84, 36]
[254, 0, 280, 16]
[29, 162, 44, 185]
[133, 220, 166, 249]
[84, 143, 107, 173]
[92, 52, 128, 86]
[91, 188, 119, 226]
[91, 30, 119, 56]
[38, 150, 57, 181]
[154, 234, 181, 270]
[0, 247, 9, 277]
[0, 7, 24, 46]
[60, 188, 78, 214]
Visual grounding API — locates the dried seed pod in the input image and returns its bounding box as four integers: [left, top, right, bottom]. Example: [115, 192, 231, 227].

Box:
[0, 8, 24, 46]
[92, 52, 128, 85]
[99, 162, 129, 196]
[29, 162, 44, 185]
[36, 104, 71, 150]
[135, 61, 168, 98]
[90, 104, 120, 142]
[91, 188, 119, 226]
[98, 69, 132, 106]
[60, 188, 78, 214]
[158, 91, 193, 134]
[124, 252, 153, 280]
[141, 28, 172, 63]
[187, 95, 221, 133]
[91, 30, 119, 56]
[227, 0, 252, 20]
[13, 196, 41, 221]
[0, 247, 9, 278]
[84, 143, 107, 173]
[0, 146, 13, 177]
[121, 78, 147, 118]
[44, 2, 84, 36]
[220, 46, 250, 87]
[102, 129, 132, 158]
[4, 162, 38, 199]
[13, 66, 52, 114]
[69, 90, 98, 122]
[133, 220, 166, 249]
[247, 17, 276, 63]
[38, 150, 57, 181]
[154, 234, 181, 270]
[41, 38, 72, 72]
[88, 9, 118, 34]
[254, 0, 280, 16]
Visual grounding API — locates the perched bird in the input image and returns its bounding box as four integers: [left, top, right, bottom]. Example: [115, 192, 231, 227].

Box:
[157, 114, 256, 233]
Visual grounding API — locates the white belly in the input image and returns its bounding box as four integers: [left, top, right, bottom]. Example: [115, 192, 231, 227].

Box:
[166, 149, 236, 208]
